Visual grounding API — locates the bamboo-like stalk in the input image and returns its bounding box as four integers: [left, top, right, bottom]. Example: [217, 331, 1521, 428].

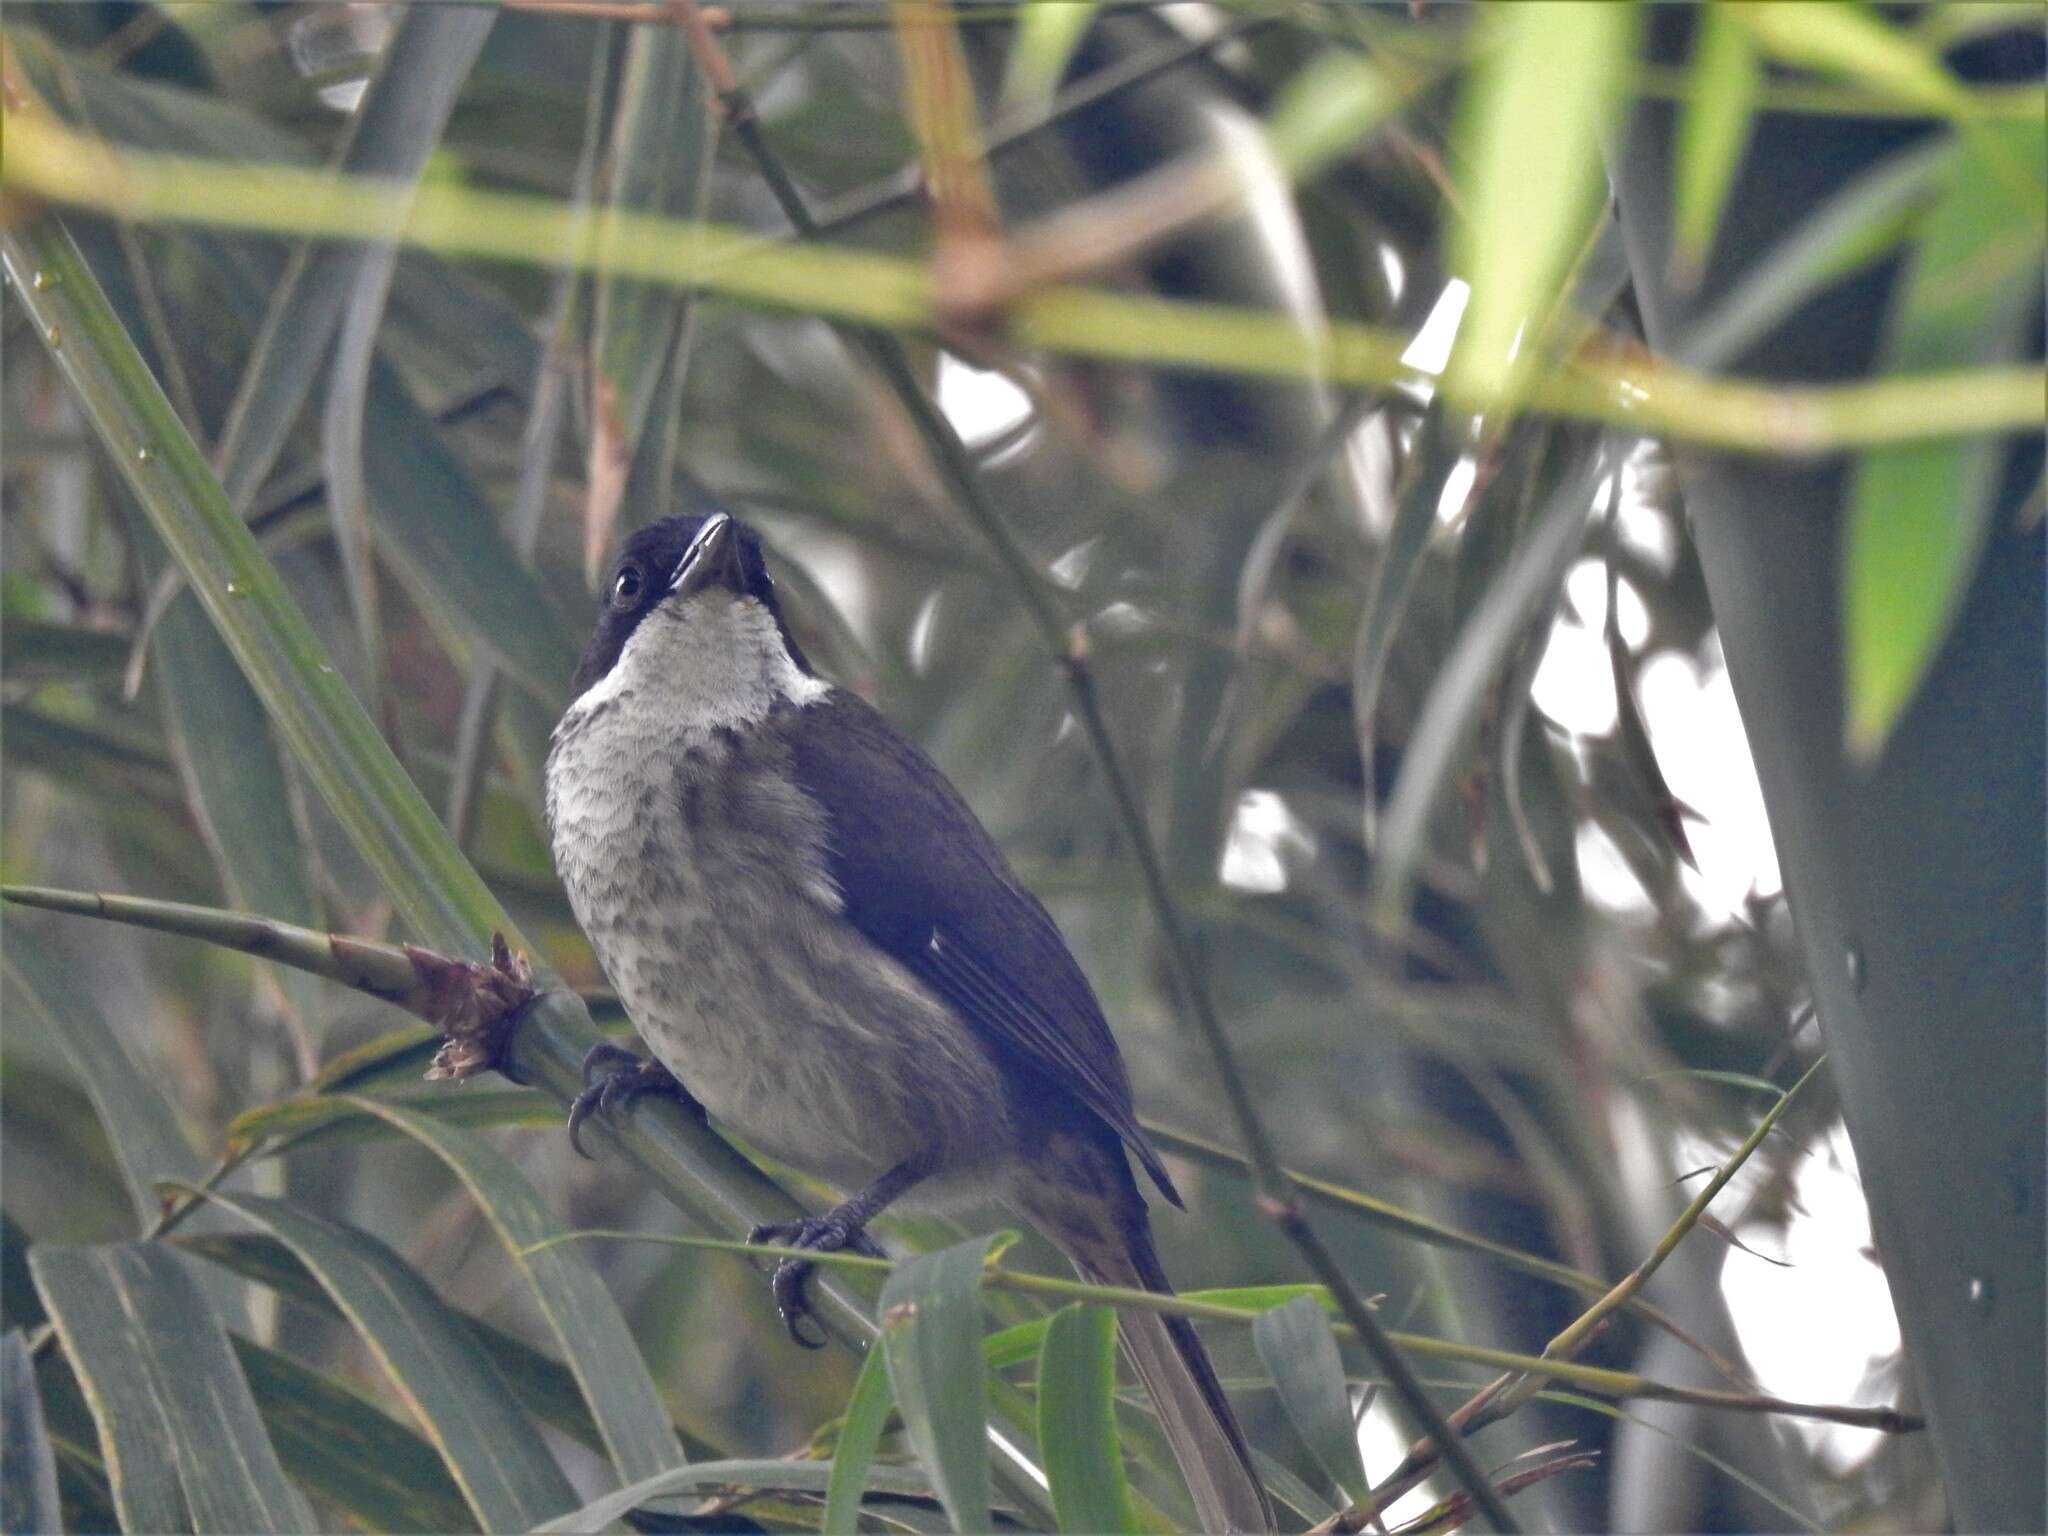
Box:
[3, 109, 2039, 455]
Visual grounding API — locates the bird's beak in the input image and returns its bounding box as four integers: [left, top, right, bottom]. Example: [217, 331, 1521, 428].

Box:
[668, 512, 741, 600]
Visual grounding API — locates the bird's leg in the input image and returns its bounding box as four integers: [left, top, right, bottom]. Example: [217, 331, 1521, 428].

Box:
[750, 1161, 924, 1349]
[566, 1042, 706, 1157]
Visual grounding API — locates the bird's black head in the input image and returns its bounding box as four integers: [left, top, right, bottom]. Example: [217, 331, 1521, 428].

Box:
[568, 512, 810, 700]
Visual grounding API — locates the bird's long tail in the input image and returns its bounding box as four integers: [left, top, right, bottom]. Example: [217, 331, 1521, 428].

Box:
[1022, 1134, 1272, 1533]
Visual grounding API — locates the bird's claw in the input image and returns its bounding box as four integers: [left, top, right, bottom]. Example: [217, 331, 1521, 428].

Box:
[565, 1042, 700, 1158]
[747, 1215, 884, 1349]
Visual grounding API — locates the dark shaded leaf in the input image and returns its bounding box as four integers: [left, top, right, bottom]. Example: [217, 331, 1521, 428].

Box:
[337, 1095, 687, 1485]
[29, 1243, 311, 1533]
[183, 1189, 576, 1531]
[230, 1333, 477, 1535]
[1, 929, 205, 1231]
[2, 1330, 62, 1536]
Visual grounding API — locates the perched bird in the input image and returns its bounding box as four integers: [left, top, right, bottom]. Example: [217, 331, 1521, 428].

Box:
[546, 512, 1271, 1532]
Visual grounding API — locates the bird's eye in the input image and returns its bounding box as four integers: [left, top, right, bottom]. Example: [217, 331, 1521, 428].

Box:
[611, 565, 644, 609]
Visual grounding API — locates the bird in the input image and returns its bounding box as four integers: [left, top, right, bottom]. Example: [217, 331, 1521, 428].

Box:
[545, 511, 1272, 1533]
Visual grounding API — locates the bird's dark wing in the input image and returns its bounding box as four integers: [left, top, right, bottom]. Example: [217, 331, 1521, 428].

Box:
[775, 689, 1181, 1206]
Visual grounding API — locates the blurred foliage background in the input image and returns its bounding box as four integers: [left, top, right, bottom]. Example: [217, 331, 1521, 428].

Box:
[1, 3, 2040, 1533]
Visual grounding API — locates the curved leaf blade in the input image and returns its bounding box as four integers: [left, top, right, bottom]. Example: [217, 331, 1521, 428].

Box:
[1, 929, 205, 1231]
[1844, 117, 2044, 760]
[185, 1189, 576, 1532]
[337, 1095, 687, 1485]
[879, 1234, 1004, 1533]
[1447, 2, 1638, 408]
[1671, 7, 1760, 284]
[534, 1457, 934, 1536]
[29, 1243, 311, 1534]
[1252, 1295, 1370, 1505]
[1037, 1305, 1135, 1535]
[212, 5, 495, 516]
[2, 1330, 62, 1536]
[230, 1334, 476, 1536]
[823, 1343, 897, 1536]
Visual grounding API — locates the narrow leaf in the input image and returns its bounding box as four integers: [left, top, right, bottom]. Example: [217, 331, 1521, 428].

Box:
[1446, 2, 1638, 407]
[1355, 406, 1468, 846]
[1000, 2, 1098, 113]
[118, 505, 326, 1071]
[1844, 117, 2044, 759]
[176, 1232, 647, 1465]
[2, 1330, 61, 1536]
[1726, 3, 1967, 118]
[337, 1096, 687, 1485]
[823, 1344, 896, 1536]
[534, 1458, 934, 1536]
[879, 1234, 1004, 1533]
[230, 1334, 476, 1536]
[1037, 1305, 1135, 1535]
[587, 26, 714, 580]
[1265, 50, 1397, 182]
[182, 1189, 576, 1532]
[1371, 443, 1605, 931]
[30, 1243, 311, 1533]
[1671, 7, 1760, 283]
[1252, 1295, 1371, 1505]
[211, 6, 495, 516]
[1, 929, 205, 1230]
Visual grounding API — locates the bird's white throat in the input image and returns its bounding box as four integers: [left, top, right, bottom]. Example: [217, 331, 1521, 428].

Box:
[560, 593, 828, 735]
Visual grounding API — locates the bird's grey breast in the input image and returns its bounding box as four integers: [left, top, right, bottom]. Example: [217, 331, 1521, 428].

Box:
[544, 688, 1010, 1194]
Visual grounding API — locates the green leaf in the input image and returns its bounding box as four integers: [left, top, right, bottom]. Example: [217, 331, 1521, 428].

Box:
[587, 25, 714, 578]
[1844, 117, 2045, 760]
[1726, 3, 1968, 118]
[1, 930, 205, 1231]
[362, 360, 579, 703]
[1671, 7, 1760, 283]
[118, 505, 327, 1069]
[823, 1343, 897, 1536]
[177, 1229, 707, 1471]
[2, 1330, 61, 1536]
[879, 1234, 1004, 1533]
[1446, 2, 1638, 407]
[999, 2, 1098, 114]
[232, 1086, 555, 1152]
[211, 6, 496, 517]
[1264, 49, 1397, 182]
[1252, 1295, 1370, 1505]
[29, 1243, 312, 1533]
[230, 1334, 476, 1536]
[336, 1096, 687, 1485]
[533, 1458, 935, 1535]
[1036, 1305, 1135, 1535]
[183, 1189, 576, 1532]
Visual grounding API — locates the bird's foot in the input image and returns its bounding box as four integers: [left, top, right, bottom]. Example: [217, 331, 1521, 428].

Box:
[418, 933, 540, 1084]
[566, 1043, 704, 1158]
[747, 1214, 885, 1349]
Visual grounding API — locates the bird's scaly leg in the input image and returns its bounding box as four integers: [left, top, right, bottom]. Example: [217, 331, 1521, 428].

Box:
[750, 1161, 923, 1348]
